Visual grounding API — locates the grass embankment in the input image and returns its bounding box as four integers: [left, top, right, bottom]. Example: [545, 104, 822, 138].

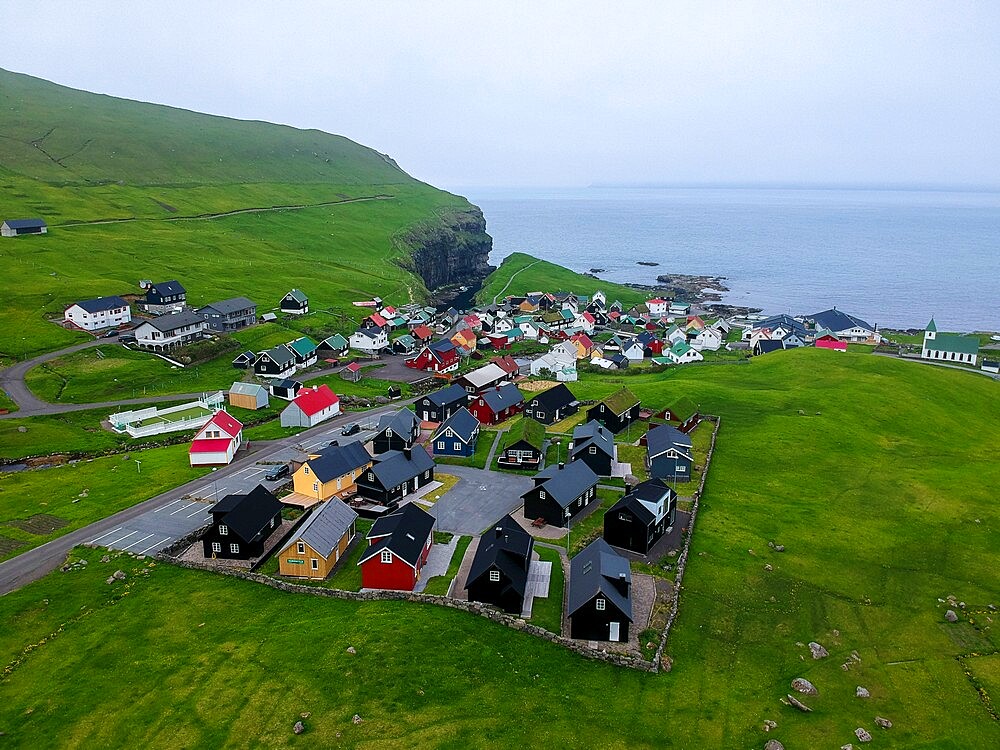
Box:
[1, 345, 998, 747]
[422, 536, 472, 596]
[433, 429, 498, 469]
[0, 444, 207, 562]
[531, 545, 566, 634]
[476, 252, 648, 307]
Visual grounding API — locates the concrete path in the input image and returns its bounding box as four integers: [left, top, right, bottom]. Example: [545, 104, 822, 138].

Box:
[483, 429, 506, 469]
[450, 535, 480, 600]
[413, 535, 458, 593]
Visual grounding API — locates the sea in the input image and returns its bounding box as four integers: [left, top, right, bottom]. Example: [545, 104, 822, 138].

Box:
[459, 186, 1000, 331]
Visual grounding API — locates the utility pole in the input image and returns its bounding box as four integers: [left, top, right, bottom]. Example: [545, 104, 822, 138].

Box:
[135, 460, 141, 474]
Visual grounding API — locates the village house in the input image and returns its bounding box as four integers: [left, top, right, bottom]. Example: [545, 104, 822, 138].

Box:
[139, 280, 186, 315]
[522, 460, 599, 527]
[645, 423, 693, 482]
[1, 218, 47, 237]
[415, 383, 469, 423]
[269, 378, 303, 401]
[690, 326, 723, 351]
[354, 447, 436, 508]
[340, 362, 363, 383]
[358, 503, 436, 591]
[807, 308, 879, 343]
[406, 339, 460, 373]
[287, 336, 318, 369]
[198, 297, 257, 332]
[647, 298, 669, 317]
[921, 318, 980, 366]
[372, 409, 421, 454]
[568, 537, 633, 642]
[431, 407, 480, 458]
[668, 301, 690, 317]
[587, 387, 641, 433]
[349, 324, 389, 355]
[569, 420, 617, 476]
[280, 384, 340, 428]
[277, 499, 358, 579]
[317, 334, 349, 359]
[603, 479, 677, 555]
[293, 441, 373, 502]
[450, 328, 478, 357]
[64, 295, 132, 331]
[496, 417, 546, 470]
[466, 514, 534, 614]
[752, 339, 786, 356]
[456, 362, 508, 395]
[231, 350, 257, 369]
[411, 323, 434, 343]
[660, 397, 701, 433]
[202, 485, 282, 560]
[814, 333, 848, 352]
[391, 333, 417, 355]
[132, 310, 206, 351]
[228, 381, 269, 410]
[253, 344, 297, 379]
[530, 348, 578, 382]
[667, 340, 704, 364]
[524, 383, 578, 426]
[279, 288, 309, 315]
[188, 410, 243, 466]
[467, 383, 524, 425]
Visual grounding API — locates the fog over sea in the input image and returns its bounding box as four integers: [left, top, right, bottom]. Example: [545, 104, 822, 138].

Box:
[461, 186, 1000, 331]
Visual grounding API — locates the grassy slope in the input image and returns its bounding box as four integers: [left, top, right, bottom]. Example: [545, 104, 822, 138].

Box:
[0, 68, 476, 360]
[1, 350, 998, 747]
[476, 251, 648, 307]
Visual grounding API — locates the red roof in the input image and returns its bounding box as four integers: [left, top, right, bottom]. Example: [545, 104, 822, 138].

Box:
[815, 339, 848, 351]
[205, 410, 242, 438]
[463, 314, 481, 327]
[189, 438, 235, 453]
[581, 311, 596, 323]
[492, 355, 519, 374]
[345, 362, 362, 373]
[293, 384, 340, 416]
[382, 305, 396, 315]
[648, 298, 667, 305]
[369, 313, 388, 327]
[571, 333, 594, 349]
[412, 324, 433, 340]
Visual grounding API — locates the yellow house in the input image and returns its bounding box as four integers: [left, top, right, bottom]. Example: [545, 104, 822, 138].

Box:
[277, 499, 358, 579]
[293, 441, 373, 501]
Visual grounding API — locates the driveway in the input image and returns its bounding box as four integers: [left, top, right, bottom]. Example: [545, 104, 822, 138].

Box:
[429, 466, 534, 535]
[87, 497, 214, 556]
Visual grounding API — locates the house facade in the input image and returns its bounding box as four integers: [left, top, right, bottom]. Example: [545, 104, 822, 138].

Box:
[604, 479, 677, 554]
[645, 423, 694, 482]
[349, 325, 389, 355]
[415, 383, 468, 423]
[467, 383, 524, 425]
[254, 344, 297, 379]
[133, 310, 206, 351]
[64, 296, 132, 331]
[1, 218, 47, 237]
[201, 485, 282, 560]
[586, 387, 641, 433]
[280, 384, 340, 428]
[372, 409, 421, 454]
[354, 447, 436, 507]
[228, 381, 269, 410]
[358, 503, 435, 591]
[280, 288, 309, 315]
[277, 499, 358, 579]
[524, 383, 578, 426]
[569, 420, 616, 476]
[269, 378, 303, 401]
[496, 418, 546, 470]
[189, 411, 243, 466]
[140, 280, 186, 315]
[568, 537, 633, 642]
[431, 407, 480, 458]
[198, 297, 257, 332]
[466, 515, 534, 614]
[405, 340, 459, 373]
[521, 461, 599, 527]
[293, 441, 373, 502]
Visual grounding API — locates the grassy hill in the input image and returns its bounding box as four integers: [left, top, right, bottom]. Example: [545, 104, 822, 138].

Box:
[1, 350, 997, 747]
[0, 68, 487, 361]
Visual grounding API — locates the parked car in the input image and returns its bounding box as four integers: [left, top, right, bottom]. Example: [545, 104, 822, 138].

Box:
[265, 464, 290, 481]
[120, 334, 137, 344]
[102, 329, 119, 338]
[341, 422, 361, 436]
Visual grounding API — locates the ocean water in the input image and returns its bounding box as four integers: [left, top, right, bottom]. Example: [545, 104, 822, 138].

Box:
[460, 186, 1000, 331]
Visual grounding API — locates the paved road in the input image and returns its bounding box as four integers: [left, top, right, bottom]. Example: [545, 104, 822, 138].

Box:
[429, 465, 533, 535]
[0, 400, 414, 595]
[0, 339, 105, 417]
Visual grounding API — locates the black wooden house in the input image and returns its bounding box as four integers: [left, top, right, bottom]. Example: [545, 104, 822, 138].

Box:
[465, 514, 534, 614]
[586, 387, 641, 433]
[372, 409, 421, 454]
[521, 461, 599, 527]
[201, 485, 282, 560]
[568, 537, 633, 642]
[569, 420, 616, 476]
[603, 479, 676, 554]
[354, 447, 436, 508]
[415, 383, 469, 423]
[524, 383, 578, 426]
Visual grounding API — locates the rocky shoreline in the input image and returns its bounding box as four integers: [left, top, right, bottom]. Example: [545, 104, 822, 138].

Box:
[582, 269, 761, 316]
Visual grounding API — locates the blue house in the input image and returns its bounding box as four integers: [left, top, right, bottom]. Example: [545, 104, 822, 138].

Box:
[431, 407, 480, 458]
[644, 423, 693, 483]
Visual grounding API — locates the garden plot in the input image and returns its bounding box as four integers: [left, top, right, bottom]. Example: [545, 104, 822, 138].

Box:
[109, 392, 224, 437]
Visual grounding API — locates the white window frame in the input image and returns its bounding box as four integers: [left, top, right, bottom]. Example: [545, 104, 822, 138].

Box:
[596, 597, 606, 611]
[437, 441, 445, 450]
[218, 525, 229, 536]
[229, 543, 240, 554]
[211, 542, 221, 553]
[311, 559, 319, 570]
[380, 550, 392, 564]
[489, 570, 501, 582]
[297, 542, 305, 554]
[539, 490, 547, 499]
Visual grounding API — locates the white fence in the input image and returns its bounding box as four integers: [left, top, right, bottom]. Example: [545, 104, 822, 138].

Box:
[109, 392, 225, 438]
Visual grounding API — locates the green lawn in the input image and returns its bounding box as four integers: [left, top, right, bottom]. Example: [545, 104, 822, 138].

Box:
[433, 429, 497, 469]
[423, 536, 472, 596]
[531, 545, 566, 634]
[259, 519, 374, 592]
[0, 444, 208, 561]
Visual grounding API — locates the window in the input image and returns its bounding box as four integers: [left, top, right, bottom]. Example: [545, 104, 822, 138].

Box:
[219, 525, 229, 536]
[230, 543, 240, 554]
[311, 559, 319, 570]
[454, 442, 461, 451]
[596, 598, 606, 611]
[304, 466, 309, 475]
[539, 490, 547, 499]
[619, 513, 630, 522]
[437, 441, 445, 450]
[489, 570, 501, 582]
[381, 550, 392, 564]
[424, 471, 430, 479]
[297, 542, 305, 554]
[211, 542, 221, 553]
[589, 446, 597, 454]
[368, 472, 374, 481]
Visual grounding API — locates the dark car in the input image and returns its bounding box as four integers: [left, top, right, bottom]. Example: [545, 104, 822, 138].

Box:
[341, 422, 360, 436]
[102, 329, 120, 338]
[120, 333, 137, 344]
[265, 464, 290, 481]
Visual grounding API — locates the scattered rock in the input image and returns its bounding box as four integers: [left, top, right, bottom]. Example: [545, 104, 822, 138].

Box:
[762, 719, 777, 732]
[293, 721, 304, 735]
[808, 641, 829, 659]
[589, 268, 606, 273]
[16, 426, 27, 433]
[112, 570, 126, 581]
[748, 549, 755, 556]
[346, 646, 356, 654]
[105, 576, 116, 585]
[856, 686, 870, 698]
[352, 714, 363, 725]
[764, 564, 773, 571]
[791, 677, 818, 695]
[832, 629, 840, 637]
[785, 694, 812, 712]
[668, 550, 677, 557]
[855, 727, 872, 742]
[774, 545, 785, 552]
[764, 740, 784, 750]
[874, 716, 892, 729]
[841, 745, 854, 750]
[300, 712, 311, 719]
[100, 555, 110, 563]
[989, 604, 997, 611]
[137, 555, 145, 560]
[945, 609, 958, 622]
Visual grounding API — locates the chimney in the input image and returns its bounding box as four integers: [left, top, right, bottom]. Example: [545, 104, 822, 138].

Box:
[403, 447, 412, 460]
[329, 440, 339, 447]
[558, 462, 565, 470]
[495, 526, 503, 538]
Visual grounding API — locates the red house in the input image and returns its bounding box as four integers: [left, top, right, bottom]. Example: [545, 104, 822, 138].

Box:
[815, 335, 848, 352]
[487, 333, 510, 350]
[492, 354, 520, 377]
[189, 410, 243, 466]
[467, 383, 524, 425]
[358, 503, 435, 591]
[411, 324, 434, 343]
[366, 312, 390, 331]
[405, 340, 460, 373]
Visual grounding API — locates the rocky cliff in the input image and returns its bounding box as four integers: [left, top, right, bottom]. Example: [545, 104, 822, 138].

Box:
[402, 205, 494, 295]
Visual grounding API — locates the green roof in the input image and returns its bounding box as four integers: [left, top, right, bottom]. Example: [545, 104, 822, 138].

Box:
[284, 288, 308, 303]
[925, 333, 979, 355]
[670, 341, 692, 356]
[288, 336, 317, 356]
[504, 416, 546, 450]
[668, 396, 698, 421]
[926, 318, 937, 332]
[323, 334, 348, 349]
[601, 386, 640, 415]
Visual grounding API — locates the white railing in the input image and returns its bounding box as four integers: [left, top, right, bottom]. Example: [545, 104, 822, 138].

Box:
[109, 392, 226, 437]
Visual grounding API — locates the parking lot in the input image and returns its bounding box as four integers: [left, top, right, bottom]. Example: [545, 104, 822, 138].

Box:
[87, 498, 215, 555]
[429, 465, 533, 534]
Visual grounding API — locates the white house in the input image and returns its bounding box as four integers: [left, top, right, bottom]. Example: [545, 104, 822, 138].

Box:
[349, 325, 389, 354]
[667, 341, 704, 364]
[574, 311, 597, 334]
[690, 327, 723, 352]
[189, 411, 243, 466]
[647, 298, 669, 317]
[531, 349, 578, 382]
[921, 318, 980, 365]
[808, 308, 879, 343]
[622, 339, 646, 362]
[64, 296, 131, 331]
[591, 290, 607, 306]
[280, 384, 341, 428]
[133, 311, 207, 351]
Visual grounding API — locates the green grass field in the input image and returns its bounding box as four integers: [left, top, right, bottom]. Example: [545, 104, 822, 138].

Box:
[2, 349, 998, 747]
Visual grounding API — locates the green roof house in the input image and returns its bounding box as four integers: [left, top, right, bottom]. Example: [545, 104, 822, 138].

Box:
[922, 318, 979, 366]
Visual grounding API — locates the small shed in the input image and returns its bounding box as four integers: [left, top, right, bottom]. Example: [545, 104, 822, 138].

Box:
[387, 385, 402, 400]
[1, 219, 47, 237]
[341, 361, 363, 382]
[229, 382, 269, 410]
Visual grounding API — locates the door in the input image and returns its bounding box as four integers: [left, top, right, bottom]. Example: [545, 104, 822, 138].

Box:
[423, 410, 429, 421]
[609, 622, 620, 642]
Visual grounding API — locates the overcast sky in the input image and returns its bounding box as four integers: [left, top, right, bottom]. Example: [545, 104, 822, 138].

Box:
[2, 1, 999, 188]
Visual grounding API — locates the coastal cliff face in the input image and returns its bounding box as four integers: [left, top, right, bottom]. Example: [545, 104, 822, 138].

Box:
[403, 205, 494, 294]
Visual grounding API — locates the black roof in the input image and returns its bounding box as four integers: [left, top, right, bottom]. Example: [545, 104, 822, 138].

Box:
[200, 296, 255, 314]
[754, 339, 785, 354]
[525, 461, 598, 508]
[3, 218, 46, 229]
[367, 446, 434, 489]
[360, 503, 435, 568]
[210, 485, 281, 542]
[305, 441, 373, 483]
[353, 325, 383, 341]
[467, 514, 533, 595]
[478, 383, 523, 413]
[432, 407, 480, 444]
[377, 409, 420, 439]
[140, 310, 204, 332]
[74, 296, 128, 313]
[645, 423, 693, 459]
[809, 308, 873, 333]
[570, 420, 615, 460]
[528, 383, 578, 413]
[259, 344, 295, 366]
[609, 478, 675, 525]
[567, 537, 632, 620]
[270, 378, 302, 390]
[150, 280, 185, 296]
[232, 350, 256, 363]
[424, 383, 469, 408]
